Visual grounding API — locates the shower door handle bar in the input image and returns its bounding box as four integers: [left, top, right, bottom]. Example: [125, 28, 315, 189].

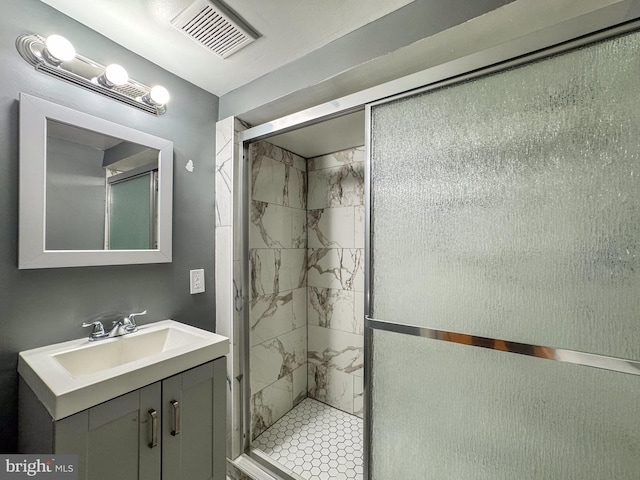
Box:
[365, 316, 640, 376]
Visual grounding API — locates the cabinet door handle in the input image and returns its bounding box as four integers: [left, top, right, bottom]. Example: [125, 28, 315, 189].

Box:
[148, 409, 158, 448]
[170, 400, 181, 436]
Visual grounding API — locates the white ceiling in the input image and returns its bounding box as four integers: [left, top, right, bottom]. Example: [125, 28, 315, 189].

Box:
[39, 0, 414, 97]
[267, 110, 366, 158]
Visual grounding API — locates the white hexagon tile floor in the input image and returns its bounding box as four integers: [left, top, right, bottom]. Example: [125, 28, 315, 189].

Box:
[253, 398, 363, 480]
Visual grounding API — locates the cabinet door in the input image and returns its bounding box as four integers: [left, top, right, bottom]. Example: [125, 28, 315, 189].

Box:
[162, 358, 226, 480]
[55, 382, 161, 480]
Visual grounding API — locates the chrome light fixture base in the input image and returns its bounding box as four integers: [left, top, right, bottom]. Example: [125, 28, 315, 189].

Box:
[16, 34, 168, 115]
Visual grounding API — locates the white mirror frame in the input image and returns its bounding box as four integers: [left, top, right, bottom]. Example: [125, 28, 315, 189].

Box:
[18, 92, 173, 269]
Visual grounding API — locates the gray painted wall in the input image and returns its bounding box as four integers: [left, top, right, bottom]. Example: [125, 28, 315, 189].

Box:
[1, 0, 218, 453]
[46, 137, 106, 250]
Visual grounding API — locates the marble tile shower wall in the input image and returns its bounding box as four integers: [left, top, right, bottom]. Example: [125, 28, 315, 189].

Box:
[249, 143, 366, 439]
[307, 147, 365, 418]
[214, 116, 247, 459]
[250, 141, 308, 439]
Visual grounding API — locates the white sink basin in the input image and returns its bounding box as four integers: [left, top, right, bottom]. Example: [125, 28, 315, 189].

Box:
[52, 325, 207, 377]
[18, 320, 229, 420]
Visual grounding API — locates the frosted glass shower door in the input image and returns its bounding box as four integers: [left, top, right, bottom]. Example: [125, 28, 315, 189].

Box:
[368, 29, 640, 479]
[109, 173, 154, 250]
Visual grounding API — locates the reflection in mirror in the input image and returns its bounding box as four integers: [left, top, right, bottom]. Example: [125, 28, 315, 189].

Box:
[45, 120, 159, 251]
[19, 93, 173, 269]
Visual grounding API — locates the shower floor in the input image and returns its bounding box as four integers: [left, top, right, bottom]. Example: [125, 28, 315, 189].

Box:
[253, 398, 363, 480]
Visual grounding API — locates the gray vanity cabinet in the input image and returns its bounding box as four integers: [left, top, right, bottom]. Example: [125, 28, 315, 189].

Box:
[161, 360, 226, 480]
[20, 357, 226, 480]
[55, 382, 161, 480]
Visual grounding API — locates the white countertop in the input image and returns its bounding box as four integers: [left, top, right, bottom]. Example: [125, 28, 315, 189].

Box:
[18, 320, 229, 420]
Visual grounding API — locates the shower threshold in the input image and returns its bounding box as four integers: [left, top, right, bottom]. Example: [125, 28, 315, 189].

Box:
[252, 398, 363, 480]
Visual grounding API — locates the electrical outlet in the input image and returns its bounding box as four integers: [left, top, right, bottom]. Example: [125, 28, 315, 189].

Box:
[190, 269, 205, 294]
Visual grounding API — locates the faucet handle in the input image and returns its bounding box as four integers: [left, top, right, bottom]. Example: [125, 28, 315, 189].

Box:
[82, 320, 107, 341]
[124, 310, 147, 330]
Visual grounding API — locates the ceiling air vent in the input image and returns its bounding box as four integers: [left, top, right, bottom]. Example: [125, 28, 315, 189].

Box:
[171, 0, 259, 59]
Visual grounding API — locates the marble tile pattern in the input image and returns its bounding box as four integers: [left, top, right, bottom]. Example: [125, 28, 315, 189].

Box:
[215, 117, 233, 228]
[306, 147, 365, 417]
[215, 117, 247, 459]
[250, 141, 309, 440]
[254, 398, 363, 480]
[249, 143, 365, 440]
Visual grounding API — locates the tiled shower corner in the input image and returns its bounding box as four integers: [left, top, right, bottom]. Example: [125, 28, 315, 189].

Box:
[247, 141, 366, 479]
[306, 147, 365, 417]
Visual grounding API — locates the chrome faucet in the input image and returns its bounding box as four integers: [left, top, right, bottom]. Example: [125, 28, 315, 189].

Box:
[109, 310, 146, 337]
[82, 310, 147, 341]
[81, 320, 108, 341]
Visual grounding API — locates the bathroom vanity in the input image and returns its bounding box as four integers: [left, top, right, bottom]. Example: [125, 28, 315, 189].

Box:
[17, 320, 228, 480]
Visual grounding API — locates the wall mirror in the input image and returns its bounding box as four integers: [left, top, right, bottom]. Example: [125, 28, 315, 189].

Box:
[19, 93, 173, 269]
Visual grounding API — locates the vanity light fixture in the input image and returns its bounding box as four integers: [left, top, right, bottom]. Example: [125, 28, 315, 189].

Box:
[42, 34, 76, 65]
[97, 64, 129, 88]
[144, 85, 171, 106]
[16, 33, 170, 115]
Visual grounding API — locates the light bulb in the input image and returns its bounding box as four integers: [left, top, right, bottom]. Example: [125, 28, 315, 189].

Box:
[103, 64, 129, 86]
[149, 85, 170, 105]
[44, 34, 76, 63]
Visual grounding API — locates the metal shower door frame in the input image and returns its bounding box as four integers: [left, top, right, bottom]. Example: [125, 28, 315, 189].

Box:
[231, 12, 640, 480]
[363, 17, 640, 480]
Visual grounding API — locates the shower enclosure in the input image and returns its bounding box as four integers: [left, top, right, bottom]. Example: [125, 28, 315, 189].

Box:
[215, 116, 366, 479]
[366, 25, 640, 478]
[246, 139, 365, 479]
[216, 14, 640, 480]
